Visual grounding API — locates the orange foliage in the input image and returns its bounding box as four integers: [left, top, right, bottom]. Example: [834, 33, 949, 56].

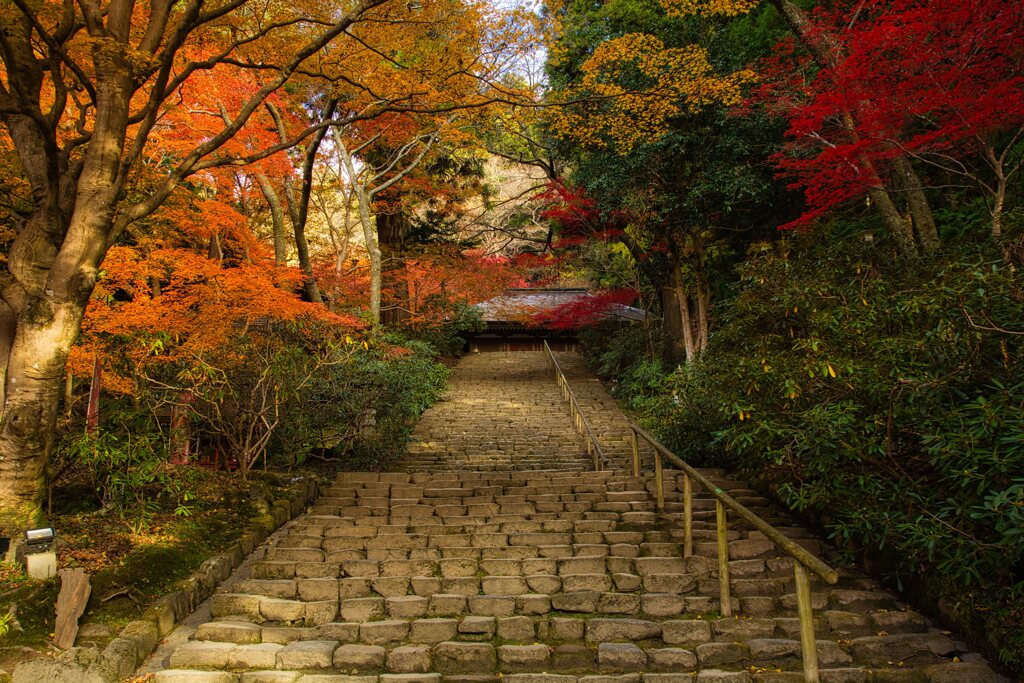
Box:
[390, 252, 525, 326]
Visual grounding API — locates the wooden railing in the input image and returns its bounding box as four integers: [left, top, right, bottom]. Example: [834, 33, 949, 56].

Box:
[630, 423, 839, 683]
[542, 341, 610, 471]
[540, 343, 838, 682]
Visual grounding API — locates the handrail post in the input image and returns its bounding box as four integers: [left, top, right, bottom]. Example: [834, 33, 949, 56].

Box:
[654, 450, 665, 513]
[716, 500, 732, 617]
[794, 561, 820, 683]
[683, 473, 693, 558]
[544, 343, 610, 472]
[631, 429, 640, 477]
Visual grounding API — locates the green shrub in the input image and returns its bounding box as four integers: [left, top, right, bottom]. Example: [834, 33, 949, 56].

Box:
[584, 227, 1024, 667]
[666, 229, 1023, 667]
[54, 421, 195, 532]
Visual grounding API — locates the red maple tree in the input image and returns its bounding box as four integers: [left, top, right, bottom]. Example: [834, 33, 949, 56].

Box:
[761, 0, 1024, 238]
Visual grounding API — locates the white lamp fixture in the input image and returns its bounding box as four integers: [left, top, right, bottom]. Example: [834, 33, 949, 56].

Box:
[23, 527, 57, 580]
[24, 527, 56, 550]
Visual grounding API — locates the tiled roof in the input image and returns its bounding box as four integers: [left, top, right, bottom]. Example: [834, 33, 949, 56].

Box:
[475, 288, 646, 323]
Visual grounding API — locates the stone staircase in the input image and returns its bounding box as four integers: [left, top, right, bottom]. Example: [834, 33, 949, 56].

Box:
[400, 354, 594, 472]
[150, 352, 1006, 683]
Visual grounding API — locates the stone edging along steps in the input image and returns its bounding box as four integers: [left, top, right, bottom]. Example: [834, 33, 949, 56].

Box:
[11, 479, 318, 683]
[128, 352, 1008, 683]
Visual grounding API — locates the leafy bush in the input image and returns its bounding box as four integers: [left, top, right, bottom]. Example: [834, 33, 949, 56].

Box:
[54, 421, 195, 532]
[159, 321, 450, 473]
[401, 303, 484, 357]
[585, 227, 1024, 668]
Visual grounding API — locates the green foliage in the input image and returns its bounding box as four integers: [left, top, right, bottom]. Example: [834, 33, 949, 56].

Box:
[165, 321, 452, 473]
[589, 227, 1024, 667]
[54, 421, 195, 533]
[0, 609, 12, 638]
[341, 333, 451, 470]
[401, 303, 484, 358]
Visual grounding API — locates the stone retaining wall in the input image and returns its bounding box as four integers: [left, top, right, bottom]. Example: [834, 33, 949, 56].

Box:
[11, 478, 318, 683]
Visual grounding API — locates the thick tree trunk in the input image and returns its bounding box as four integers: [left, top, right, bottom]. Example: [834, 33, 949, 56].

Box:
[255, 173, 289, 266]
[377, 211, 411, 326]
[0, 303, 15, 406]
[674, 278, 697, 363]
[0, 303, 83, 533]
[660, 285, 687, 366]
[866, 185, 917, 256]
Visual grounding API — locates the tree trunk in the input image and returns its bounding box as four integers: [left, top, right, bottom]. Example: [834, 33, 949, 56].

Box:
[0, 302, 15, 407]
[339, 144, 382, 326]
[0, 56, 132, 535]
[266, 102, 327, 305]
[695, 274, 710, 352]
[281, 172, 324, 304]
[866, 185, 917, 256]
[255, 173, 289, 266]
[660, 285, 687, 366]
[674, 278, 697, 363]
[984, 141, 1009, 243]
[208, 233, 223, 262]
[0, 297, 92, 535]
[892, 157, 939, 253]
[377, 210, 411, 326]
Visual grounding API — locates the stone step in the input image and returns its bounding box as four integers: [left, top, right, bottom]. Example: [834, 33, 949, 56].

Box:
[208, 585, 894, 625]
[193, 609, 933, 648]
[155, 663, 1008, 683]
[161, 629, 967, 678]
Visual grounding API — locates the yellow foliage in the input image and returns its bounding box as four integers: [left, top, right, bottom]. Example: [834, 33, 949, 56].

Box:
[549, 34, 757, 153]
[658, 0, 759, 17]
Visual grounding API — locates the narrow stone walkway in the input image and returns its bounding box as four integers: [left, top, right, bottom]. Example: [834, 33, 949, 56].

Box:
[400, 353, 594, 472]
[146, 351, 1007, 683]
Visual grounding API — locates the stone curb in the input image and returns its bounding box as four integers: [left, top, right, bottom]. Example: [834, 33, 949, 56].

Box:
[11, 477, 319, 683]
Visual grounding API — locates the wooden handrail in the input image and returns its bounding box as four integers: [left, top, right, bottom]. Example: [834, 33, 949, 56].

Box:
[542, 341, 610, 471]
[630, 423, 839, 584]
[630, 422, 838, 683]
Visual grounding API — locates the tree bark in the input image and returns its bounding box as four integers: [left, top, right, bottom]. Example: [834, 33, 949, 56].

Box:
[255, 173, 289, 266]
[281, 172, 324, 303]
[674, 279, 697, 363]
[695, 273, 710, 353]
[266, 102, 329, 304]
[339, 142, 383, 325]
[892, 156, 939, 253]
[660, 285, 687, 366]
[377, 210, 411, 326]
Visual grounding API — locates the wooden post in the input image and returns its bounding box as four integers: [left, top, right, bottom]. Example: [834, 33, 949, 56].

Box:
[716, 500, 732, 617]
[654, 451, 665, 513]
[53, 569, 91, 650]
[631, 430, 640, 477]
[63, 371, 73, 416]
[85, 354, 101, 434]
[683, 473, 693, 558]
[794, 561, 820, 683]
